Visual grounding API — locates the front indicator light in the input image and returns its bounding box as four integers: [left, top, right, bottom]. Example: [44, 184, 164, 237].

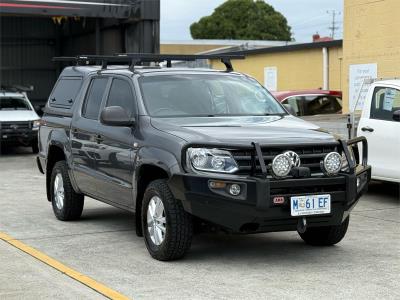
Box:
[271, 154, 292, 178]
[321, 152, 342, 176]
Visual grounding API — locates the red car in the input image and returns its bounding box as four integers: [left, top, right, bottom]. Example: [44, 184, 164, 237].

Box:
[272, 90, 342, 117]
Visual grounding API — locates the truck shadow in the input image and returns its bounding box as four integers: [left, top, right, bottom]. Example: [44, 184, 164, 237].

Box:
[367, 180, 400, 202]
[186, 232, 350, 263]
[0, 145, 34, 156]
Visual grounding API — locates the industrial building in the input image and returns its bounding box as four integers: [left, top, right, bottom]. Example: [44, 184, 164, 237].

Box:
[0, 0, 160, 106]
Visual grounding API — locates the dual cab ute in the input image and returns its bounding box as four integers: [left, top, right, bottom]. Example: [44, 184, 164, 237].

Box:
[37, 54, 371, 261]
[0, 88, 41, 153]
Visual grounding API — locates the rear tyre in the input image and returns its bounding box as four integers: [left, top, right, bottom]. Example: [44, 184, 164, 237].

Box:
[50, 161, 84, 221]
[298, 217, 350, 246]
[142, 179, 193, 261]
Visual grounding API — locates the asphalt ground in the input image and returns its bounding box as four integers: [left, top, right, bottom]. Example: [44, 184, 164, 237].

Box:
[0, 147, 399, 300]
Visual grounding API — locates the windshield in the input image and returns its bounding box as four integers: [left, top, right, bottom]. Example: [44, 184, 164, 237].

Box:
[139, 74, 286, 117]
[0, 97, 31, 111]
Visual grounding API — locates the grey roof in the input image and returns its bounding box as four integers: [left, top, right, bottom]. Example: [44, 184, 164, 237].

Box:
[202, 40, 343, 56]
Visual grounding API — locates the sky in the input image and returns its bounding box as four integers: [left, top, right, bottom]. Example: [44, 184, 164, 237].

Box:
[160, 0, 343, 42]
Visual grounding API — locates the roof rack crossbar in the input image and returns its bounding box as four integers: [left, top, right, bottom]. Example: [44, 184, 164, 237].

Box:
[53, 53, 245, 72]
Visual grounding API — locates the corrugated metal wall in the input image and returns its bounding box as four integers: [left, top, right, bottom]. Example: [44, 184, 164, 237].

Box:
[0, 14, 159, 107]
[0, 17, 58, 105]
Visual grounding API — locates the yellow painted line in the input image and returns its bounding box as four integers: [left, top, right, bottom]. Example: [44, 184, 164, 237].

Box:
[0, 231, 131, 300]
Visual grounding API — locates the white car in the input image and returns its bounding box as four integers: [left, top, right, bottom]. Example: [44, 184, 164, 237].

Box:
[357, 80, 400, 183]
[0, 91, 41, 153]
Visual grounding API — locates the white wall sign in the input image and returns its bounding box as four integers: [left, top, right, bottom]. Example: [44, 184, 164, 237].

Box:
[264, 67, 278, 92]
[349, 63, 377, 111]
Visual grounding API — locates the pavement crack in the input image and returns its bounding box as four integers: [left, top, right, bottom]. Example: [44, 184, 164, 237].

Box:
[354, 206, 400, 212]
[352, 213, 400, 224]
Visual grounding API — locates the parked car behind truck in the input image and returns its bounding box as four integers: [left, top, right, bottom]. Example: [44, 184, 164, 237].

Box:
[37, 54, 371, 261]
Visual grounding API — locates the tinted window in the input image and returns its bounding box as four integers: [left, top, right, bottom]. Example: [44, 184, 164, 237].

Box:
[106, 79, 136, 117]
[50, 77, 82, 108]
[371, 87, 400, 121]
[82, 78, 109, 120]
[0, 98, 31, 110]
[139, 74, 285, 117]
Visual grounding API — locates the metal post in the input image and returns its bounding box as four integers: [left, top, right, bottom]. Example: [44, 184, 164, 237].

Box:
[322, 47, 329, 90]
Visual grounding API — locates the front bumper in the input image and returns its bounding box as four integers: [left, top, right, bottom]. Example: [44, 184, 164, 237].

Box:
[0, 127, 38, 145]
[169, 137, 371, 233]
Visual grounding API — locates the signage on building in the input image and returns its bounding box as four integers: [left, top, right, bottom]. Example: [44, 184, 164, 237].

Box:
[264, 67, 278, 92]
[349, 63, 377, 111]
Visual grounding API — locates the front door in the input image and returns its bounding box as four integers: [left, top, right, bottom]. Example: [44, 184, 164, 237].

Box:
[95, 77, 138, 208]
[358, 85, 400, 181]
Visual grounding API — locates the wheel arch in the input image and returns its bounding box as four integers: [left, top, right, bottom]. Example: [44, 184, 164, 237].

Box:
[134, 163, 170, 236]
[46, 144, 66, 202]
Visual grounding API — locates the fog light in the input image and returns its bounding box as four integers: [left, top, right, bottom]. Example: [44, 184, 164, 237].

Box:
[321, 152, 342, 176]
[229, 184, 241, 196]
[272, 154, 292, 178]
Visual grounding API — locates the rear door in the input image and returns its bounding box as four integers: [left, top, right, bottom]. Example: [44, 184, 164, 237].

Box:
[358, 85, 400, 181]
[95, 76, 137, 208]
[71, 76, 111, 196]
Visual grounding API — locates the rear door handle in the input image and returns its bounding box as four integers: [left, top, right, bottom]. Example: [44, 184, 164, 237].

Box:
[361, 126, 374, 132]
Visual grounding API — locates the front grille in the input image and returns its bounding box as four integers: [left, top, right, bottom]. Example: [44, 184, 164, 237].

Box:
[231, 144, 339, 176]
[0, 121, 31, 130]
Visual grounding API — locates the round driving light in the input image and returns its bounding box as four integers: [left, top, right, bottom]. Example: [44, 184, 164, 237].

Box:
[322, 152, 342, 176]
[211, 156, 225, 170]
[272, 154, 292, 177]
[190, 149, 207, 168]
[229, 184, 241, 196]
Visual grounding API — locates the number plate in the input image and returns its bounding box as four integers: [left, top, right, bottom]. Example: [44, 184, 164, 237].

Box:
[290, 194, 331, 216]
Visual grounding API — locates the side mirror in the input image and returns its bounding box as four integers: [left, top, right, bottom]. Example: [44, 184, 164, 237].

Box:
[283, 103, 296, 116]
[393, 110, 400, 122]
[100, 106, 135, 127]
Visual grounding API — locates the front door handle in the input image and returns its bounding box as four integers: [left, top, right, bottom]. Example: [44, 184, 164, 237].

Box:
[361, 126, 374, 133]
[95, 134, 104, 143]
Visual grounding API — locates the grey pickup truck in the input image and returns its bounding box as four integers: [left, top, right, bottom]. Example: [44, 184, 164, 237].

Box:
[37, 54, 371, 261]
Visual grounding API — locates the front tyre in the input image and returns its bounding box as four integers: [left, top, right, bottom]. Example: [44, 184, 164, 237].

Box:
[298, 217, 350, 246]
[50, 161, 84, 221]
[142, 179, 193, 261]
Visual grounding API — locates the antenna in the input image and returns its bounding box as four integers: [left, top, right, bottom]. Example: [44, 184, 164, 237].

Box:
[327, 10, 341, 39]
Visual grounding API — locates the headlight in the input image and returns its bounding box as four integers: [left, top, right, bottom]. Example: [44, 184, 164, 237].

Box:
[32, 119, 41, 130]
[271, 153, 292, 178]
[321, 152, 342, 176]
[187, 148, 239, 173]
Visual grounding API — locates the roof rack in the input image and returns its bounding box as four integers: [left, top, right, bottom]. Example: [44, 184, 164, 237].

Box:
[53, 53, 245, 72]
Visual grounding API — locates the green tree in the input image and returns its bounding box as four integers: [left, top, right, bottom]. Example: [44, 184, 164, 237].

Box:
[190, 0, 292, 41]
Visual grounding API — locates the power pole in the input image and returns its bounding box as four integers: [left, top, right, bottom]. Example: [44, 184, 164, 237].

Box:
[327, 10, 341, 39]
